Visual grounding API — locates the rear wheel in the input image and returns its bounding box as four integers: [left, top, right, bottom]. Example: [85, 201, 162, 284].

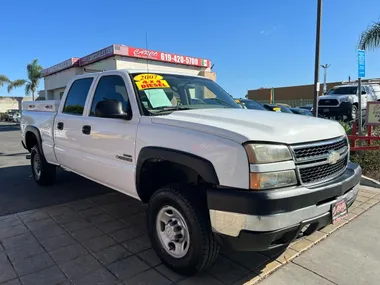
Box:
[31, 145, 56, 185]
[147, 184, 219, 275]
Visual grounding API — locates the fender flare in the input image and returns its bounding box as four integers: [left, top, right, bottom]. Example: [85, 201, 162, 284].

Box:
[135, 146, 219, 199]
[24, 126, 46, 160]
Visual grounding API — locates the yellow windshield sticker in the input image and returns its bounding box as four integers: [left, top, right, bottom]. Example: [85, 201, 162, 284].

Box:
[133, 73, 170, 90]
[133, 74, 163, 81]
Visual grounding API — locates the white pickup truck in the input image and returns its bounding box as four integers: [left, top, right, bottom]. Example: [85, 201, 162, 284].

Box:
[21, 69, 361, 275]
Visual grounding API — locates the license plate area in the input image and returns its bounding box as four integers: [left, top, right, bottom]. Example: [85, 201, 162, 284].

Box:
[323, 108, 330, 112]
[331, 198, 348, 224]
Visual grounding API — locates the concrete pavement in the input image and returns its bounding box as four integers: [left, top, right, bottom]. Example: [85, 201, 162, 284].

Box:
[260, 201, 380, 285]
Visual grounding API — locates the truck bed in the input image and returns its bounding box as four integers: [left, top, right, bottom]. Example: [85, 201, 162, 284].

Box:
[21, 100, 60, 165]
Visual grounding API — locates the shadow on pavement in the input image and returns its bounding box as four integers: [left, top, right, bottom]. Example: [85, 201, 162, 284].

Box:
[0, 124, 20, 132]
[0, 165, 111, 216]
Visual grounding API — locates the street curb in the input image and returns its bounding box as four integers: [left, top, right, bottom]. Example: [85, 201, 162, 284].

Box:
[360, 175, 380, 189]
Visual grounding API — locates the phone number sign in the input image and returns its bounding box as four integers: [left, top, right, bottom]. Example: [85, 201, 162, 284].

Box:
[128, 47, 210, 68]
[366, 101, 380, 126]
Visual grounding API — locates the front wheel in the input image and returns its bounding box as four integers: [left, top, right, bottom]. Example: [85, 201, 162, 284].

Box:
[147, 185, 219, 275]
[349, 104, 358, 121]
[31, 145, 56, 185]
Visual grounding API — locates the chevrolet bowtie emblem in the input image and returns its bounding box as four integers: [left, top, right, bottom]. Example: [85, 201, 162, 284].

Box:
[327, 150, 340, 165]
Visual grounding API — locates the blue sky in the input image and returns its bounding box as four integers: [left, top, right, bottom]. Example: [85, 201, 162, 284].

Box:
[1, 0, 379, 98]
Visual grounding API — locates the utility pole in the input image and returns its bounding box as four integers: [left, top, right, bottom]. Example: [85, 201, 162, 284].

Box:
[312, 0, 323, 117]
[321, 64, 331, 95]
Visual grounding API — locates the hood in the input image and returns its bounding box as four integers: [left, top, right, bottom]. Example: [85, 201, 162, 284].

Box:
[319, 94, 355, 102]
[151, 108, 346, 144]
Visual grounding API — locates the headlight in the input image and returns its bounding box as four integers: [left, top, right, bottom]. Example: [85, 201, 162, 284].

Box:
[244, 144, 292, 164]
[250, 170, 297, 190]
[340, 96, 352, 103]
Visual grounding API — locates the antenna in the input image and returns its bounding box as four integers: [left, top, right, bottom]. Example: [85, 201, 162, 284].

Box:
[145, 33, 150, 74]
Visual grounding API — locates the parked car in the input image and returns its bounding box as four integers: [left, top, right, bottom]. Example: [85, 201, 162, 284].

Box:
[12, 111, 21, 123]
[318, 83, 378, 121]
[290, 108, 313, 116]
[263, 104, 294, 114]
[21, 70, 361, 275]
[299, 104, 313, 111]
[5, 109, 19, 121]
[234, 98, 267, 111]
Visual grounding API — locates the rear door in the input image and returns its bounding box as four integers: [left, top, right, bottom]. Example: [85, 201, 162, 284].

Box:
[54, 76, 94, 173]
[80, 73, 139, 198]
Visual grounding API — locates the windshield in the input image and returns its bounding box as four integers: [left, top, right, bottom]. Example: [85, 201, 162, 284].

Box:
[371, 84, 380, 92]
[130, 73, 240, 115]
[240, 100, 266, 111]
[327, 86, 357, 95]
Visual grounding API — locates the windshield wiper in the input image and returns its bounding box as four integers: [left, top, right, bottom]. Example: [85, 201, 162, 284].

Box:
[152, 106, 191, 114]
[205, 98, 236, 108]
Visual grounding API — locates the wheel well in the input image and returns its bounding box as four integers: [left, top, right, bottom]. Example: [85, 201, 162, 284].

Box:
[25, 131, 38, 151]
[138, 159, 208, 203]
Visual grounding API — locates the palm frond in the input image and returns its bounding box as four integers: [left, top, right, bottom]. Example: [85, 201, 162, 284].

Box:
[0, 75, 11, 87]
[359, 21, 380, 50]
[27, 59, 43, 82]
[7, 79, 27, 93]
[25, 83, 32, 96]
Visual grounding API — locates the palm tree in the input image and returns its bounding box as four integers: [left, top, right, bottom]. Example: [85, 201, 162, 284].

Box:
[0, 75, 10, 87]
[359, 21, 380, 50]
[6, 59, 43, 101]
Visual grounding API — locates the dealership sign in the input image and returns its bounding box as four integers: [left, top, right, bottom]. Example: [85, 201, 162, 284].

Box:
[366, 101, 380, 126]
[126, 47, 210, 68]
[42, 44, 211, 77]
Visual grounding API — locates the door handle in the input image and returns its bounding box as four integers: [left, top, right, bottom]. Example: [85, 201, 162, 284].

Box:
[57, 122, 64, 130]
[82, 125, 91, 135]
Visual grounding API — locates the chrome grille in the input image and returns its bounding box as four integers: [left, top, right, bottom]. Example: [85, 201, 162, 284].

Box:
[291, 136, 349, 185]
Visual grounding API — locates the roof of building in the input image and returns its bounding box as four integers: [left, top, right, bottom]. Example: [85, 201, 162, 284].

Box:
[41, 44, 211, 77]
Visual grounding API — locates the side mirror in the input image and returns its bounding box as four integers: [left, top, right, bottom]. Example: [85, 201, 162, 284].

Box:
[362, 90, 366, 94]
[95, 100, 131, 120]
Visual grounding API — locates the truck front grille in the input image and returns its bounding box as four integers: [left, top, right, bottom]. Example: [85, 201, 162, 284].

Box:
[319, 99, 339, 106]
[291, 136, 349, 185]
[293, 137, 348, 162]
[298, 156, 348, 184]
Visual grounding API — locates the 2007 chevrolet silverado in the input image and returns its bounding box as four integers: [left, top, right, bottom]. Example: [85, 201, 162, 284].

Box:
[20, 69, 361, 275]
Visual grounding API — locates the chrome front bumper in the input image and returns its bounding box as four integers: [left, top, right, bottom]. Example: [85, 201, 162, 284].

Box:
[209, 182, 359, 237]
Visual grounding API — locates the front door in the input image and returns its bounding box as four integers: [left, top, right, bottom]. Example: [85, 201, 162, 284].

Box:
[54, 76, 94, 173]
[80, 73, 139, 198]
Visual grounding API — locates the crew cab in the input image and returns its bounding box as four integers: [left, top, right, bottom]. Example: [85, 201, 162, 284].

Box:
[21, 69, 361, 275]
[318, 83, 379, 120]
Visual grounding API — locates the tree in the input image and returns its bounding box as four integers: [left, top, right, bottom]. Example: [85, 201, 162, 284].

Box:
[5, 59, 43, 101]
[359, 21, 380, 50]
[0, 75, 10, 87]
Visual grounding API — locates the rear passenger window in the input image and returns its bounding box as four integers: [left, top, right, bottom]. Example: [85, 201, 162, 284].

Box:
[62, 78, 93, 115]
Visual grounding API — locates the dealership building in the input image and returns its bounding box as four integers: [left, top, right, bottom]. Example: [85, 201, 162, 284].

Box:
[40, 44, 214, 100]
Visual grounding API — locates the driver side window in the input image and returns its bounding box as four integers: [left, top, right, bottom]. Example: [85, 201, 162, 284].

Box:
[90, 75, 131, 117]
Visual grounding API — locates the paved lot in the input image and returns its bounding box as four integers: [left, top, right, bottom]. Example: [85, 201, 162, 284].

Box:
[261, 202, 380, 285]
[1, 122, 379, 285]
[0, 123, 110, 215]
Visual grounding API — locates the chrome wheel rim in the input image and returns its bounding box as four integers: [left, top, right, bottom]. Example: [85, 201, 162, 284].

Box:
[156, 205, 190, 258]
[33, 152, 41, 179]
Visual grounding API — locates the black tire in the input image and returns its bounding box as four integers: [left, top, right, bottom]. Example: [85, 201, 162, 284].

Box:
[349, 104, 358, 121]
[147, 184, 219, 275]
[31, 145, 56, 185]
